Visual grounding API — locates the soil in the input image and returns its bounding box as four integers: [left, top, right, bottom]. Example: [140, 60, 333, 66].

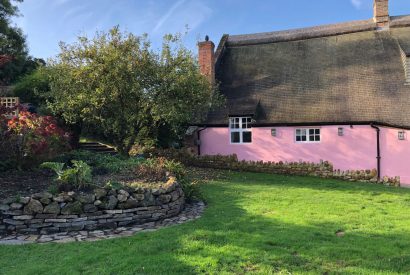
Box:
[0, 167, 230, 201]
[93, 171, 166, 188]
[0, 170, 54, 200]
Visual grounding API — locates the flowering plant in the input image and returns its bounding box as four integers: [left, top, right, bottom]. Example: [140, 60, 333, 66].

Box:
[0, 107, 70, 169]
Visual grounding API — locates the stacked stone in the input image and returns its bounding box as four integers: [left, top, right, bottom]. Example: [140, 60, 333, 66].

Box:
[0, 178, 185, 236]
[152, 149, 401, 187]
[331, 169, 400, 186]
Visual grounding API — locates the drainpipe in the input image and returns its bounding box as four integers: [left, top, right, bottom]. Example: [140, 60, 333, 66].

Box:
[371, 124, 381, 181]
[196, 128, 206, 156]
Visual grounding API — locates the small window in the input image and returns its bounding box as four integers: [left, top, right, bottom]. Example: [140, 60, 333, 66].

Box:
[229, 117, 252, 144]
[295, 128, 320, 143]
[398, 131, 406, 140]
[338, 127, 344, 136]
[271, 128, 276, 137]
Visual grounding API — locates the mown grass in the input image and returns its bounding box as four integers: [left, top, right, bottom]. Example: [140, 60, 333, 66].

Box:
[1, 172, 410, 274]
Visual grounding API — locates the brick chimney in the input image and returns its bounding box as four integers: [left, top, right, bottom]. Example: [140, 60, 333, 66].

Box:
[373, 0, 389, 28]
[198, 35, 215, 84]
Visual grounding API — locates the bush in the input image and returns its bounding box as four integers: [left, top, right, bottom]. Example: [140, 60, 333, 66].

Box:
[12, 68, 49, 105]
[54, 150, 143, 175]
[0, 109, 70, 170]
[41, 160, 92, 189]
[134, 157, 200, 201]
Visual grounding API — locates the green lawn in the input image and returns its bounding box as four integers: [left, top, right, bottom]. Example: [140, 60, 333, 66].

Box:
[1, 172, 410, 274]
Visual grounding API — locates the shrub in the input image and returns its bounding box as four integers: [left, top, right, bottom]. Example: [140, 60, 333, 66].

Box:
[54, 150, 143, 175]
[0, 109, 70, 169]
[134, 157, 200, 201]
[41, 160, 92, 189]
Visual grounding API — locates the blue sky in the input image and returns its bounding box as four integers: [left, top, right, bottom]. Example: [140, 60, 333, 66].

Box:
[13, 0, 410, 59]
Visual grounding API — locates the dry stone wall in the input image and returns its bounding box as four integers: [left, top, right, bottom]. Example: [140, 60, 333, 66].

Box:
[150, 149, 400, 187]
[0, 177, 184, 236]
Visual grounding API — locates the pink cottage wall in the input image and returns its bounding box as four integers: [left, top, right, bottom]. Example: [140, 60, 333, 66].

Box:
[200, 125, 410, 186]
[379, 127, 410, 185]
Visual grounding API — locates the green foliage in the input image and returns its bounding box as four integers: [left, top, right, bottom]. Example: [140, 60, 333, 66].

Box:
[0, 0, 42, 85]
[136, 157, 200, 200]
[47, 184, 59, 195]
[61, 160, 92, 188]
[54, 150, 143, 174]
[105, 180, 123, 190]
[45, 26, 222, 155]
[40, 162, 65, 179]
[12, 67, 49, 105]
[41, 160, 92, 188]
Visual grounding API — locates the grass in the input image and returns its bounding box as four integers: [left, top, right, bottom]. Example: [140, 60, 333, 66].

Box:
[1, 172, 410, 274]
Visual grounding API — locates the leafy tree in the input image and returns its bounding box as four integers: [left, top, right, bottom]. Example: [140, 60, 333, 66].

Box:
[0, 0, 41, 85]
[13, 64, 49, 105]
[45, 27, 221, 156]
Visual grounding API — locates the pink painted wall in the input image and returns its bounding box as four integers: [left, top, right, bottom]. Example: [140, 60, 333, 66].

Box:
[199, 125, 410, 186]
[380, 128, 410, 185]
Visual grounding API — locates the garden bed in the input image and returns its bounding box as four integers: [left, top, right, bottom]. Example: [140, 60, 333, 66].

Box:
[0, 151, 196, 236]
[0, 170, 54, 200]
[0, 175, 185, 235]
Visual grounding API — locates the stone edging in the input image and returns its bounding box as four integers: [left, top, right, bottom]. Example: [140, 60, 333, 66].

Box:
[150, 149, 401, 187]
[0, 201, 205, 244]
[0, 177, 185, 236]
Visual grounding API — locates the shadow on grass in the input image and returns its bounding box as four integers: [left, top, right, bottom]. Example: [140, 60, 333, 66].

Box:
[0, 173, 410, 274]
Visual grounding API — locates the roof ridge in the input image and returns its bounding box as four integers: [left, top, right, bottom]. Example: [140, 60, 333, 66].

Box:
[227, 15, 410, 47]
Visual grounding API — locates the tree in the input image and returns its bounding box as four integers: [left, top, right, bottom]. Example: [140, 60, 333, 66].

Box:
[0, 0, 36, 85]
[13, 63, 49, 105]
[45, 27, 221, 156]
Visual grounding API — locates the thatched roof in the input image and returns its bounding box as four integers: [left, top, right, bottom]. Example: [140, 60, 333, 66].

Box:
[204, 16, 410, 128]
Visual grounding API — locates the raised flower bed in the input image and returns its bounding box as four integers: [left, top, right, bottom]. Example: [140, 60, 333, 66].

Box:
[0, 176, 185, 235]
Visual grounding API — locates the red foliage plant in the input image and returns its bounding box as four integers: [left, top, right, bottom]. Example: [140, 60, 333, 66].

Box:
[0, 107, 71, 169]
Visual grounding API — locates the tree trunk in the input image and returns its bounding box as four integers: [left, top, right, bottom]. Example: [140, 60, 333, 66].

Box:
[68, 122, 82, 149]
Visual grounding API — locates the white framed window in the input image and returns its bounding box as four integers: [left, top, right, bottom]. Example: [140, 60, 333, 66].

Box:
[295, 128, 320, 143]
[229, 117, 252, 144]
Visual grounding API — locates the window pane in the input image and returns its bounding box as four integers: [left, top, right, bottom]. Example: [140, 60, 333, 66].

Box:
[309, 135, 315, 141]
[231, 132, 240, 143]
[309, 129, 314, 135]
[315, 135, 320, 141]
[296, 129, 301, 135]
[301, 135, 307, 141]
[243, 131, 252, 143]
[296, 136, 301, 141]
[242, 118, 247, 128]
[301, 129, 307, 135]
[315, 129, 320, 135]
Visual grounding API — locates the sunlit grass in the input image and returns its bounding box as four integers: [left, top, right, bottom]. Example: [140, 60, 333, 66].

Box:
[1, 172, 410, 274]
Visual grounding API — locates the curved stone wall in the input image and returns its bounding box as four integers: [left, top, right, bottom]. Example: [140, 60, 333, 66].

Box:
[0, 177, 185, 235]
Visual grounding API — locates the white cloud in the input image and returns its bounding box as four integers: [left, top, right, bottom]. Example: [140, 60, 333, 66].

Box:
[153, 0, 187, 33]
[351, 0, 363, 9]
[152, 0, 212, 34]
